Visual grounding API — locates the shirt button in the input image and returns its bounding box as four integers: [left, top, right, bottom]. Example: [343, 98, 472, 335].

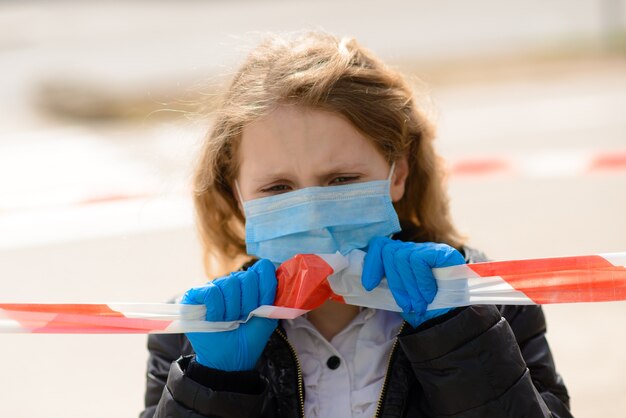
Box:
[326, 355, 341, 370]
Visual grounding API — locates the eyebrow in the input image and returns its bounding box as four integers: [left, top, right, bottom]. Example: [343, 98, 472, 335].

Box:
[316, 162, 370, 177]
[250, 162, 371, 184]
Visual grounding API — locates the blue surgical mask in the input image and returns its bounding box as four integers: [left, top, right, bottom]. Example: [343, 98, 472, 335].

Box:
[236, 164, 401, 263]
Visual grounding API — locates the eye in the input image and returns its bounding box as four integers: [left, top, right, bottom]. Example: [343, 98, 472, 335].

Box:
[260, 184, 292, 194]
[329, 175, 360, 185]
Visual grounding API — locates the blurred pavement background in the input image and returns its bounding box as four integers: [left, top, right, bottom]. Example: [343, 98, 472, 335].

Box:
[0, 1, 625, 417]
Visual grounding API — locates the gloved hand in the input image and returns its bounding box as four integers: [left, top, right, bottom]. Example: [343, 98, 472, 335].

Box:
[181, 258, 278, 372]
[362, 237, 466, 327]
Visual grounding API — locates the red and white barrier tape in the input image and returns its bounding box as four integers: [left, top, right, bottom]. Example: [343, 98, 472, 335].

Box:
[2, 250, 625, 334]
[448, 150, 626, 178]
[1, 151, 624, 215]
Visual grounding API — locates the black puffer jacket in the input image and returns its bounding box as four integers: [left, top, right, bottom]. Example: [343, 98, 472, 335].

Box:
[140, 245, 572, 417]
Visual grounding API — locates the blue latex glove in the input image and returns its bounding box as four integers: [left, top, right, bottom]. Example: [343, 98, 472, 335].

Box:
[362, 237, 466, 327]
[181, 259, 278, 371]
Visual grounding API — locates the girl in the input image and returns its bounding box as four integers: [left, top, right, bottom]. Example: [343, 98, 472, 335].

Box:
[141, 31, 572, 418]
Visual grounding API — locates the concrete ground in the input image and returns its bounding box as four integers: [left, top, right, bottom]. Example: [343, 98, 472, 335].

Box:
[1, 2, 625, 417]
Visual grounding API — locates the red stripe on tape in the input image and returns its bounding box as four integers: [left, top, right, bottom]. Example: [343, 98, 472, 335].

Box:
[32, 326, 164, 334]
[32, 315, 172, 334]
[493, 268, 626, 304]
[467, 255, 615, 277]
[0, 303, 173, 333]
[468, 256, 626, 304]
[450, 158, 511, 176]
[78, 193, 151, 206]
[275, 254, 343, 310]
[0, 303, 125, 317]
[588, 152, 626, 172]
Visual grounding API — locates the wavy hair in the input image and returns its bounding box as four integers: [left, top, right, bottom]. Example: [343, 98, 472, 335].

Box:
[193, 31, 464, 275]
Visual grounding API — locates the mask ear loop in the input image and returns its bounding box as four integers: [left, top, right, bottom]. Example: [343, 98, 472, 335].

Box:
[234, 180, 246, 205]
[386, 161, 397, 205]
[387, 161, 396, 183]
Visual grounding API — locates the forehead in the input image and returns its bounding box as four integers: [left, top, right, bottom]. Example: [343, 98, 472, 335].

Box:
[238, 105, 385, 178]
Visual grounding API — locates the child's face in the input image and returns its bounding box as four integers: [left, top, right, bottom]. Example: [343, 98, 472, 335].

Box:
[236, 105, 408, 203]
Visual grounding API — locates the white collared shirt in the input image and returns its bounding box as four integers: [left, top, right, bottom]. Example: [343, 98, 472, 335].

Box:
[282, 308, 404, 418]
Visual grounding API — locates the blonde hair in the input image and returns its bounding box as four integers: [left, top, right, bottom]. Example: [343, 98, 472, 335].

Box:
[193, 31, 464, 275]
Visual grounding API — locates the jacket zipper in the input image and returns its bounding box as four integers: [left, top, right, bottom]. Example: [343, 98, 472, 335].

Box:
[276, 328, 306, 418]
[374, 322, 407, 418]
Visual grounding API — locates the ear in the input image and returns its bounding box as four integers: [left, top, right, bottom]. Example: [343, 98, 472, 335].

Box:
[390, 156, 409, 202]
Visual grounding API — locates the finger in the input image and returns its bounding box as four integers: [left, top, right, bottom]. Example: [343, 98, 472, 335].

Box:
[437, 244, 466, 267]
[251, 259, 277, 306]
[239, 269, 260, 317]
[419, 242, 466, 268]
[409, 248, 438, 304]
[244, 317, 279, 340]
[181, 285, 206, 305]
[401, 311, 424, 328]
[181, 283, 226, 322]
[409, 243, 465, 304]
[382, 242, 412, 313]
[396, 246, 428, 313]
[214, 273, 242, 321]
[362, 236, 389, 291]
